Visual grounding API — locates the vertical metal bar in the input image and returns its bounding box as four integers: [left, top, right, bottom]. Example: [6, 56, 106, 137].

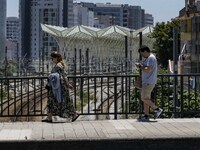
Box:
[14, 79, 16, 116]
[194, 75, 197, 112]
[80, 77, 83, 113]
[139, 32, 143, 117]
[7, 79, 10, 116]
[128, 76, 131, 114]
[21, 78, 23, 116]
[125, 36, 128, 74]
[107, 77, 110, 114]
[188, 75, 191, 111]
[27, 79, 30, 117]
[41, 78, 43, 116]
[73, 77, 77, 109]
[100, 76, 103, 113]
[0, 79, 3, 116]
[33, 78, 36, 115]
[167, 76, 171, 114]
[130, 51, 132, 72]
[39, 48, 41, 73]
[125, 36, 128, 118]
[114, 76, 117, 119]
[87, 77, 90, 114]
[94, 77, 97, 113]
[86, 48, 89, 74]
[79, 49, 82, 75]
[42, 47, 44, 74]
[173, 27, 178, 118]
[74, 48, 77, 75]
[17, 42, 20, 76]
[121, 76, 124, 113]
[180, 75, 184, 118]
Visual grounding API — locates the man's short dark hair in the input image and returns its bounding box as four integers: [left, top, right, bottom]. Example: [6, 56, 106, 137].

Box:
[138, 45, 150, 53]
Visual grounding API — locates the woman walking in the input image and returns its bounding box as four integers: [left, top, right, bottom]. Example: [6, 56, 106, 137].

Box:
[42, 51, 79, 123]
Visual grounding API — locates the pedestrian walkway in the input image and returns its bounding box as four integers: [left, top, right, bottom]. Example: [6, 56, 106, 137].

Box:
[0, 118, 200, 150]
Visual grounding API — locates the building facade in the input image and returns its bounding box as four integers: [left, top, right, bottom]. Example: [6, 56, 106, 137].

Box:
[128, 5, 145, 29]
[179, 0, 200, 74]
[145, 13, 154, 26]
[178, 0, 200, 90]
[6, 17, 20, 60]
[73, 4, 94, 26]
[0, 0, 7, 63]
[6, 40, 18, 60]
[19, 0, 73, 72]
[79, 2, 153, 30]
[6, 17, 20, 42]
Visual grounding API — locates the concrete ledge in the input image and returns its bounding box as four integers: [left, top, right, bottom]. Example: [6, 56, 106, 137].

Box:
[1, 138, 200, 150]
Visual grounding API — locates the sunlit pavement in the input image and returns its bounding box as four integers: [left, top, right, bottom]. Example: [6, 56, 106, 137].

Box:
[0, 118, 200, 150]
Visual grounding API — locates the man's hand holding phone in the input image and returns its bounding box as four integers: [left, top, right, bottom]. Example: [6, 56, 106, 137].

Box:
[135, 62, 143, 69]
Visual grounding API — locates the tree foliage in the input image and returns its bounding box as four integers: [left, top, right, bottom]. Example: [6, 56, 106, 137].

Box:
[150, 20, 180, 68]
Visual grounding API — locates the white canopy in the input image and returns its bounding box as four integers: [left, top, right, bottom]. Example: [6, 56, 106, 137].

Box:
[41, 24, 154, 61]
[41, 24, 66, 37]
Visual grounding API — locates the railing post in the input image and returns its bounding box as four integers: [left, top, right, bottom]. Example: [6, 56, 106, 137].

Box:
[114, 76, 118, 119]
[125, 36, 129, 118]
[86, 48, 89, 74]
[180, 75, 184, 118]
[173, 27, 179, 118]
[138, 32, 143, 117]
[79, 49, 82, 75]
[74, 48, 77, 76]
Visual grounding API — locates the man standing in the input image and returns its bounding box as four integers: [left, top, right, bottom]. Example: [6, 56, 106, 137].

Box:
[135, 45, 163, 120]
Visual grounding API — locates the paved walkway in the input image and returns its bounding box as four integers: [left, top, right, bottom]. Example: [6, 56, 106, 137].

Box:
[0, 118, 200, 150]
[0, 118, 200, 140]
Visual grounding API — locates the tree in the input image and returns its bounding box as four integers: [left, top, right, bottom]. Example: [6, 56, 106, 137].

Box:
[150, 20, 180, 68]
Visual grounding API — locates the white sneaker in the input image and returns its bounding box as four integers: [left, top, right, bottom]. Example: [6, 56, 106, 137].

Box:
[154, 108, 163, 119]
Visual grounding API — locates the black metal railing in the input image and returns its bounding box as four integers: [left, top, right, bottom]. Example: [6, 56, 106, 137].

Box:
[0, 74, 200, 121]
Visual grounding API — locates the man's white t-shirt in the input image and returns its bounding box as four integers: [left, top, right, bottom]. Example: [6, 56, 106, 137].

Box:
[142, 54, 157, 85]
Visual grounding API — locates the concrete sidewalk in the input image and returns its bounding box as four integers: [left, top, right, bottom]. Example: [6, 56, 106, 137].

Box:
[0, 118, 200, 150]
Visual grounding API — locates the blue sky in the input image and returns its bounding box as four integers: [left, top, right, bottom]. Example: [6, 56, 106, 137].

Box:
[7, 0, 185, 23]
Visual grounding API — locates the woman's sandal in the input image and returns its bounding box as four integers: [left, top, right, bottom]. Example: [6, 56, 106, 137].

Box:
[72, 113, 79, 122]
[41, 118, 52, 123]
